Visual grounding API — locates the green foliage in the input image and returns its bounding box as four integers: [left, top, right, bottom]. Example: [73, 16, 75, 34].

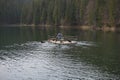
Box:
[107, 0, 116, 27]
[0, 0, 119, 27]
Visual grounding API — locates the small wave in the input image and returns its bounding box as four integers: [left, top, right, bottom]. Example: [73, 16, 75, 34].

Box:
[76, 41, 96, 47]
[0, 41, 96, 61]
[4, 41, 41, 50]
[0, 41, 72, 61]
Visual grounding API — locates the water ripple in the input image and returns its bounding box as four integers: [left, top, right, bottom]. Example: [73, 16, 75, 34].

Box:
[0, 41, 119, 80]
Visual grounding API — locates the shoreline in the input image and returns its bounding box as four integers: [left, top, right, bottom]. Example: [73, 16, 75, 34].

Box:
[0, 24, 52, 27]
[60, 25, 119, 32]
[79, 26, 117, 32]
[0, 24, 119, 32]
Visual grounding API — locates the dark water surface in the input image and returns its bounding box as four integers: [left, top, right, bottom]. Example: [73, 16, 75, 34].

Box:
[0, 26, 120, 80]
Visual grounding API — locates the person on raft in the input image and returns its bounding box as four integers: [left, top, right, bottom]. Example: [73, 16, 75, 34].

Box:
[56, 33, 64, 42]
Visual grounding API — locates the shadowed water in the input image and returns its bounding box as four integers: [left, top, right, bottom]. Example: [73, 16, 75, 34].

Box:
[0, 26, 120, 80]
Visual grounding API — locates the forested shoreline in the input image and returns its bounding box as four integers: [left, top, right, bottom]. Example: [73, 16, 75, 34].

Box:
[0, 0, 120, 29]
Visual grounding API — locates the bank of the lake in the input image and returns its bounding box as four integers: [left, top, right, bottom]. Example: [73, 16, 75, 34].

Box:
[1, 24, 120, 32]
[79, 26, 117, 32]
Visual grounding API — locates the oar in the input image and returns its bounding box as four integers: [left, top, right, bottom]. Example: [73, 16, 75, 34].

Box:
[40, 41, 45, 43]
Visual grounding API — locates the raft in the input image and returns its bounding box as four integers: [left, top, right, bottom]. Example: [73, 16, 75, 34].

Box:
[48, 39, 77, 45]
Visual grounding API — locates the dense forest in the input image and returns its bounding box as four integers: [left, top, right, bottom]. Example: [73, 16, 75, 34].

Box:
[0, 0, 120, 28]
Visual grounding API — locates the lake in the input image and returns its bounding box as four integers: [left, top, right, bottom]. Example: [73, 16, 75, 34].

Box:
[0, 26, 120, 80]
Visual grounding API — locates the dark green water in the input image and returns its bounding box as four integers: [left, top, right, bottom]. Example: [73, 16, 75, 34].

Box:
[0, 26, 120, 80]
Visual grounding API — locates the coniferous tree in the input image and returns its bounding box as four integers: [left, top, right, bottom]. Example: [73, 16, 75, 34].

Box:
[0, 0, 119, 28]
